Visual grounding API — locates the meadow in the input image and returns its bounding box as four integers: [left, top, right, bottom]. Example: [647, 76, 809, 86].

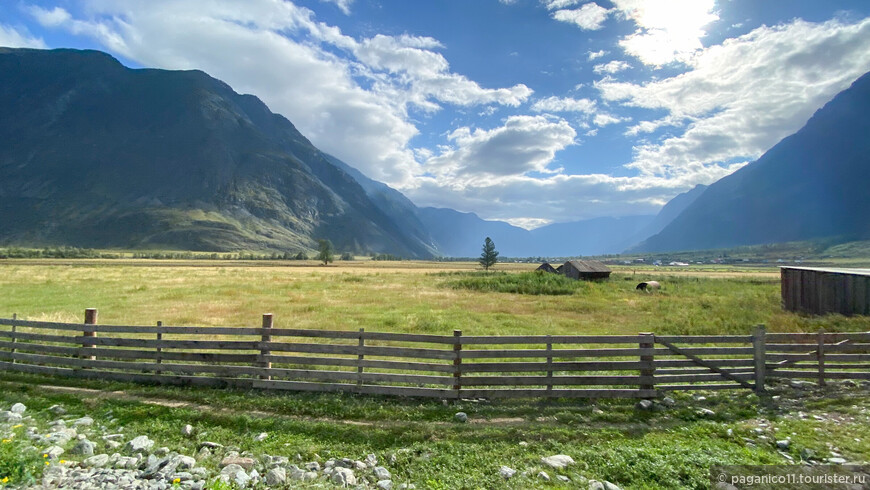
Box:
[1, 259, 869, 489]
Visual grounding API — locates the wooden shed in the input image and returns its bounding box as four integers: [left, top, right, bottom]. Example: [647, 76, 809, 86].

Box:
[781, 266, 870, 316]
[561, 260, 611, 281]
[536, 262, 558, 273]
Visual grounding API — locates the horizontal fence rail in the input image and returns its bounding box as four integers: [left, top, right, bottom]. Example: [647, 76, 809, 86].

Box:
[0, 311, 868, 399]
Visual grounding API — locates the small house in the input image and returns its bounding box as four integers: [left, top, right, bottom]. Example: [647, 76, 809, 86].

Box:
[561, 260, 611, 281]
[536, 262, 558, 273]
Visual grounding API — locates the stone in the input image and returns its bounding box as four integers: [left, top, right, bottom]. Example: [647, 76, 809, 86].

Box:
[220, 457, 256, 471]
[0, 411, 23, 422]
[198, 441, 223, 449]
[454, 412, 468, 423]
[70, 439, 95, 456]
[173, 455, 196, 470]
[48, 405, 66, 415]
[305, 461, 321, 472]
[195, 447, 211, 460]
[499, 466, 516, 479]
[254, 432, 268, 442]
[155, 446, 170, 457]
[354, 460, 368, 472]
[10, 403, 26, 414]
[635, 399, 654, 410]
[374, 466, 391, 480]
[776, 440, 791, 450]
[43, 445, 65, 460]
[220, 463, 250, 488]
[800, 448, 816, 460]
[331, 467, 357, 487]
[125, 435, 155, 455]
[377, 480, 393, 490]
[661, 396, 676, 407]
[73, 416, 94, 427]
[397, 485, 417, 490]
[84, 454, 110, 468]
[519, 441, 529, 447]
[697, 408, 716, 417]
[589, 480, 623, 490]
[366, 453, 378, 467]
[265, 467, 286, 486]
[541, 454, 575, 469]
[538, 471, 550, 481]
[181, 425, 194, 437]
[556, 475, 570, 482]
[46, 428, 76, 445]
[827, 457, 847, 464]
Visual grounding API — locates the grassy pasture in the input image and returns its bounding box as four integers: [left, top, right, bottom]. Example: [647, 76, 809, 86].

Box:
[0, 260, 867, 337]
[1, 259, 870, 489]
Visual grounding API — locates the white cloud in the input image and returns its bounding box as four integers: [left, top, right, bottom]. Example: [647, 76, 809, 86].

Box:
[0, 23, 46, 48]
[612, 0, 718, 65]
[593, 113, 630, 126]
[320, 0, 353, 15]
[423, 115, 576, 179]
[542, 0, 582, 10]
[593, 60, 631, 74]
[598, 18, 870, 176]
[531, 96, 597, 113]
[552, 3, 610, 31]
[504, 217, 552, 230]
[624, 115, 684, 136]
[587, 49, 607, 60]
[26, 0, 531, 186]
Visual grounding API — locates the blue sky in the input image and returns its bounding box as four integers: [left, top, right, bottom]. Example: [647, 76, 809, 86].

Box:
[2, 0, 870, 228]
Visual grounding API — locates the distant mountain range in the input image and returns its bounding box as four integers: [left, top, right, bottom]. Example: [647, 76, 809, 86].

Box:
[634, 71, 870, 252]
[2, 47, 867, 257]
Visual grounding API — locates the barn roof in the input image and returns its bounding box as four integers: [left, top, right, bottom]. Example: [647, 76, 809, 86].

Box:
[536, 262, 557, 272]
[565, 260, 611, 273]
[780, 266, 870, 277]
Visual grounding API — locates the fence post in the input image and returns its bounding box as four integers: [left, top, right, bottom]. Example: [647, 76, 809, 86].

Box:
[817, 328, 826, 387]
[453, 330, 462, 400]
[82, 308, 97, 364]
[10, 313, 17, 365]
[357, 328, 365, 392]
[545, 335, 553, 398]
[261, 314, 273, 381]
[155, 321, 163, 376]
[639, 332, 655, 396]
[752, 324, 766, 394]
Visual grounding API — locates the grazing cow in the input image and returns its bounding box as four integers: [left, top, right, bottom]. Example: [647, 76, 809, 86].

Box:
[636, 281, 661, 291]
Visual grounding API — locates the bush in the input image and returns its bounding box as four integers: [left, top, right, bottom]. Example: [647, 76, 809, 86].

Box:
[443, 271, 584, 295]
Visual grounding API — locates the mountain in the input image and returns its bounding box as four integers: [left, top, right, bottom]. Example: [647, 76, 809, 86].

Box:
[0, 47, 434, 257]
[636, 72, 870, 252]
[416, 208, 656, 257]
[622, 185, 707, 251]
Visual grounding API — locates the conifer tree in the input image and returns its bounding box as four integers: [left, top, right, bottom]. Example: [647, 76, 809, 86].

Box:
[479, 237, 498, 271]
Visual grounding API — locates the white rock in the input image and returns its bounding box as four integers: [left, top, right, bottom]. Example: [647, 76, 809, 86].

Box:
[331, 467, 357, 487]
[0, 411, 22, 422]
[374, 466, 391, 480]
[84, 454, 110, 468]
[499, 466, 516, 479]
[556, 475, 570, 482]
[589, 480, 623, 490]
[254, 432, 268, 442]
[454, 412, 468, 423]
[541, 454, 575, 469]
[697, 408, 716, 417]
[42, 445, 65, 460]
[377, 480, 393, 490]
[635, 399, 654, 410]
[537, 471, 550, 481]
[265, 467, 286, 486]
[10, 403, 26, 414]
[125, 435, 154, 454]
[365, 453, 378, 467]
[72, 416, 94, 427]
[181, 425, 194, 437]
[220, 463, 250, 488]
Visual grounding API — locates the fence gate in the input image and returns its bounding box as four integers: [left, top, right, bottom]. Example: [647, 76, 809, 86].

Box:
[652, 326, 765, 394]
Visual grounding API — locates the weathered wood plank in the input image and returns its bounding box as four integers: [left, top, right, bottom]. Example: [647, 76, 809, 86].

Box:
[251, 379, 454, 398]
[461, 375, 649, 387]
[262, 355, 454, 373]
[766, 332, 870, 342]
[458, 389, 657, 399]
[0, 331, 79, 343]
[653, 359, 755, 368]
[459, 335, 645, 345]
[653, 347, 755, 356]
[264, 342, 455, 360]
[461, 361, 647, 373]
[653, 373, 753, 383]
[82, 338, 260, 350]
[768, 371, 870, 380]
[657, 383, 743, 391]
[0, 341, 80, 356]
[654, 335, 753, 343]
[461, 348, 650, 359]
[656, 339, 754, 390]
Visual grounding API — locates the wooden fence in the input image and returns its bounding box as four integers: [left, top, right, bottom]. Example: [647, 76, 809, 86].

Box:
[0, 310, 867, 399]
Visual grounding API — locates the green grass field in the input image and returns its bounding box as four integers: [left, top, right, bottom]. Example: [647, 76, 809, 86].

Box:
[0, 260, 869, 489]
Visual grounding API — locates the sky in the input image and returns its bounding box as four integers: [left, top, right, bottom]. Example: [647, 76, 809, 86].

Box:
[2, 0, 870, 229]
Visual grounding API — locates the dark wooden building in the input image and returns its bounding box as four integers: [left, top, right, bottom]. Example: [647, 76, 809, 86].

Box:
[536, 262, 558, 273]
[561, 260, 611, 281]
[781, 266, 870, 316]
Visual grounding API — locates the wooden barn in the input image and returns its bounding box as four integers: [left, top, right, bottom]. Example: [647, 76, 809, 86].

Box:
[781, 266, 870, 316]
[561, 260, 611, 281]
[536, 262, 558, 273]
